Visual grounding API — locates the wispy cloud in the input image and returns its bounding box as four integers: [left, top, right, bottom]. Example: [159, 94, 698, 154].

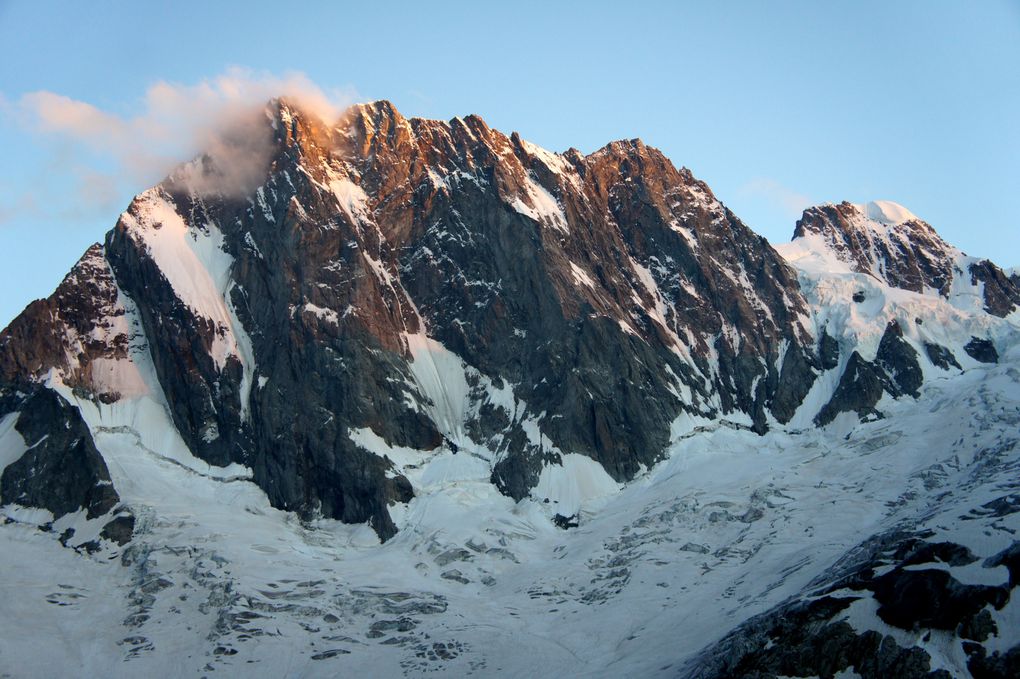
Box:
[7, 68, 358, 210]
[736, 178, 813, 219]
[0, 190, 38, 225]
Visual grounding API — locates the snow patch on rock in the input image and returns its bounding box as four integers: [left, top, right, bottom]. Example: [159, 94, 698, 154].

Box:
[0, 413, 28, 479]
[510, 173, 568, 233]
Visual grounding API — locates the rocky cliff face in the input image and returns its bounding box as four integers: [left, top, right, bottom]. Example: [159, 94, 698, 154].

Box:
[0, 99, 1015, 544]
[0, 385, 119, 520]
[969, 259, 1020, 317]
[2, 98, 1019, 677]
[0, 99, 827, 540]
[0, 243, 133, 400]
[0, 384, 131, 549]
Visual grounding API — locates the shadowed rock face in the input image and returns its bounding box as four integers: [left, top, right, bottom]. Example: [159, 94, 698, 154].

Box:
[924, 342, 961, 371]
[965, 337, 999, 364]
[815, 320, 922, 426]
[682, 518, 1020, 679]
[0, 99, 822, 539]
[0, 385, 122, 524]
[875, 319, 923, 398]
[969, 260, 1020, 317]
[815, 352, 892, 426]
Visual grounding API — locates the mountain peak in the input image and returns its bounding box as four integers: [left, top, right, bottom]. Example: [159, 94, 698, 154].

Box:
[3, 95, 1020, 676]
[858, 200, 918, 225]
[588, 137, 651, 159]
[788, 200, 955, 296]
[783, 199, 1020, 316]
[343, 99, 405, 127]
[794, 200, 931, 238]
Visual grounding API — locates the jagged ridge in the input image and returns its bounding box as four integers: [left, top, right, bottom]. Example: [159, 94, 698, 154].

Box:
[1, 98, 823, 539]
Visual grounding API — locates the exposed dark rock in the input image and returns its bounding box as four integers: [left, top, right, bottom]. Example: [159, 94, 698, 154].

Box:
[870, 568, 1006, 631]
[964, 337, 999, 364]
[491, 439, 553, 503]
[682, 525, 1017, 679]
[875, 320, 923, 397]
[0, 386, 119, 521]
[815, 352, 893, 426]
[971, 495, 1020, 520]
[984, 541, 1020, 588]
[898, 541, 978, 568]
[829, 535, 1013, 637]
[815, 321, 924, 425]
[818, 328, 840, 371]
[969, 259, 1020, 317]
[553, 513, 579, 529]
[924, 342, 961, 371]
[967, 642, 1020, 679]
[100, 512, 136, 546]
[768, 342, 818, 423]
[679, 595, 949, 679]
[794, 201, 955, 296]
[960, 609, 997, 642]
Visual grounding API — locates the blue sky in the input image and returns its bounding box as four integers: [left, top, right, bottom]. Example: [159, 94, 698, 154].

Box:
[1, 1, 1018, 326]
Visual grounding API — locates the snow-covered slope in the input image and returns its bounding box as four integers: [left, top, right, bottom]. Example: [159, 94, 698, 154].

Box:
[0, 337, 1017, 677]
[1, 96, 1019, 677]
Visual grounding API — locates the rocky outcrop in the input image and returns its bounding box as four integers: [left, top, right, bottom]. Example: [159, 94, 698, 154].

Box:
[875, 320, 923, 397]
[0, 244, 131, 403]
[815, 352, 891, 425]
[965, 337, 999, 364]
[969, 260, 1020, 317]
[794, 201, 956, 296]
[924, 342, 961, 371]
[682, 518, 1020, 679]
[818, 328, 840, 370]
[0, 246, 135, 546]
[0, 385, 124, 528]
[683, 596, 951, 679]
[815, 321, 921, 425]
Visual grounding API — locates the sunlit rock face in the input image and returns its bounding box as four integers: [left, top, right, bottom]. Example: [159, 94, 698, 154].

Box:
[1, 99, 823, 539]
[794, 199, 1020, 316]
[793, 200, 957, 296]
[2, 98, 1020, 677]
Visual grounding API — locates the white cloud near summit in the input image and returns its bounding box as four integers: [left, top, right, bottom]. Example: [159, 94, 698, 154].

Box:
[12, 68, 357, 202]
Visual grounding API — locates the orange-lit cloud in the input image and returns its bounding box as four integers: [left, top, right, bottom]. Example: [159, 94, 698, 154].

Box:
[14, 67, 357, 198]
